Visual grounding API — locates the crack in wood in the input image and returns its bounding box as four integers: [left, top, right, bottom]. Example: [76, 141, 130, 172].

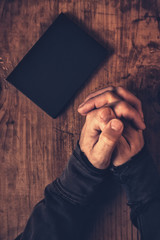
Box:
[52, 126, 79, 136]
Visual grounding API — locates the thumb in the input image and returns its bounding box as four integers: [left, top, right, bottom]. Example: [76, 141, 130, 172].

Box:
[93, 119, 123, 168]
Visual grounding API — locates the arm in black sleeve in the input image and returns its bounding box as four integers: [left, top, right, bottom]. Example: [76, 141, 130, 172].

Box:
[110, 145, 160, 240]
[16, 142, 109, 240]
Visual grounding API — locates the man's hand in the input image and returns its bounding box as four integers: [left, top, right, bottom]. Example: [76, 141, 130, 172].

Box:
[79, 107, 123, 169]
[78, 86, 145, 130]
[111, 120, 144, 166]
[78, 86, 145, 167]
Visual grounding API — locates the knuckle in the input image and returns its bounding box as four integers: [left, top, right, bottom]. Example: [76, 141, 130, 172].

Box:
[106, 91, 113, 99]
[118, 100, 129, 111]
[101, 134, 115, 147]
[101, 107, 112, 115]
[86, 111, 94, 121]
[86, 108, 101, 122]
[116, 86, 124, 91]
[101, 134, 110, 144]
[97, 107, 113, 121]
[107, 86, 115, 91]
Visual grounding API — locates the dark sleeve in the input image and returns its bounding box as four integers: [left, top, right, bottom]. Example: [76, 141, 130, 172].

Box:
[110, 145, 160, 240]
[16, 141, 109, 240]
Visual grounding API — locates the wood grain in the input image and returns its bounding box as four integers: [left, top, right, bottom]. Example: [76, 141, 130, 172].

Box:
[0, 0, 160, 239]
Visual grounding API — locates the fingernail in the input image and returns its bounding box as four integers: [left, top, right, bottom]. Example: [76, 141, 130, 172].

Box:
[111, 119, 123, 131]
[78, 102, 85, 108]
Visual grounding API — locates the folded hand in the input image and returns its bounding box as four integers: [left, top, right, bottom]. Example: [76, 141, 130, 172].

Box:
[78, 86, 145, 168]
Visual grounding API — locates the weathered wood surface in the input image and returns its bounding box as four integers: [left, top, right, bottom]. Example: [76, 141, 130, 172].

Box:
[0, 0, 160, 239]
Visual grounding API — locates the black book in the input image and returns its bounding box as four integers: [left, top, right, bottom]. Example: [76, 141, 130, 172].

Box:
[6, 13, 108, 118]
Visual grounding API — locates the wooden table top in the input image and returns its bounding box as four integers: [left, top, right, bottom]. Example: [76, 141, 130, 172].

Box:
[0, 0, 160, 239]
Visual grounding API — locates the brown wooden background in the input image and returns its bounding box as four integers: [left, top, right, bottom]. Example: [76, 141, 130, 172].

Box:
[0, 0, 160, 239]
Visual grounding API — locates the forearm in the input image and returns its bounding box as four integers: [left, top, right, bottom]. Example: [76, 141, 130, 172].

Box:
[111, 146, 160, 240]
[16, 142, 108, 240]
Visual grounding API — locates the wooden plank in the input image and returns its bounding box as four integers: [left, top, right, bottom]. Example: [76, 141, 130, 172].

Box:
[0, 0, 160, 239]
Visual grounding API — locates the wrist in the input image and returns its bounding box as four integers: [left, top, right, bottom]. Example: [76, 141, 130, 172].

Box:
[58, 141, 109, 205]
[112, 141, 145, 167]
[79, 139, 110, 170]
[110, 145, 160, 205]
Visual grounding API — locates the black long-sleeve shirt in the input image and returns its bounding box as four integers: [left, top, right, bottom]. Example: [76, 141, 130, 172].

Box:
[15, 142, 160, 240]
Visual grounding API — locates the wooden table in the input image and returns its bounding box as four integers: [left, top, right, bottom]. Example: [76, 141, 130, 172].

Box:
[0, 0, 160, 239]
